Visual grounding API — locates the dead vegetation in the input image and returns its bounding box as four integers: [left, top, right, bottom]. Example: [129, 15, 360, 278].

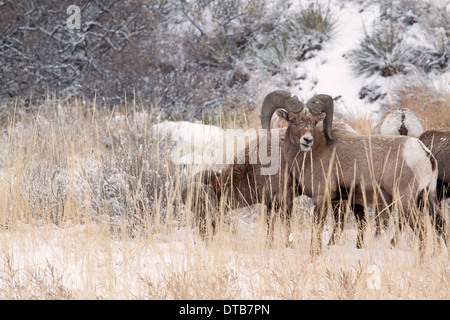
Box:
[0, 96, 448, 299]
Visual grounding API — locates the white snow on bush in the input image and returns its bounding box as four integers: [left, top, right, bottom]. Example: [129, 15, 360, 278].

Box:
[284, 1, 382, 118]
[260, 0, 449, 121]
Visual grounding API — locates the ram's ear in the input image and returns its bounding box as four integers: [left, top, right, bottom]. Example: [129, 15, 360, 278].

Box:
[276, 109, 290, 121]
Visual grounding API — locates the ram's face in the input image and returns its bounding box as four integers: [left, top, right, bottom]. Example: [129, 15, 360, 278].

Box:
[277, 109, 325, 151]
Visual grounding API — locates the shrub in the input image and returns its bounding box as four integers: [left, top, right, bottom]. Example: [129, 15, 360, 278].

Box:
[287, 1, 336, 40]
[1, 97, 181, 235]
[350, 25, 409, 77]
[251, 1, 337, 72]
[251, 34, 289, 73]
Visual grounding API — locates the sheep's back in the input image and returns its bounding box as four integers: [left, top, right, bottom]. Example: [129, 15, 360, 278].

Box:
[420, 130, 450, 183]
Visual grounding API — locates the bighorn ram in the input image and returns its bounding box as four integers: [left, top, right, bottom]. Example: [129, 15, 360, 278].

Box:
[181, 112, 357, 244]
[261, 90, 447, 254]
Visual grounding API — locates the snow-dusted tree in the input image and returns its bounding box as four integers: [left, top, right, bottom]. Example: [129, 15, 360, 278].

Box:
[0, 0, 338, 119]
[0, 0, 267, 117]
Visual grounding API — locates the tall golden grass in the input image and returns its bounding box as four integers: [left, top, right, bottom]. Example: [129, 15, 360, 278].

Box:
[0, 95, 448, 300]
[343, 113, 376, 135]
[390, 78, 450, 130]
[343, 78, 450, 134]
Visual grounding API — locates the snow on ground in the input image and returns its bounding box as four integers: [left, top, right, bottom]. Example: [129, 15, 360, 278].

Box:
[152, 1, 395, 164]
[253, 0, 386, 123]
[1, 215, 432, 299]
[266, 0, 449, 121]
[292, 1, 381, 117]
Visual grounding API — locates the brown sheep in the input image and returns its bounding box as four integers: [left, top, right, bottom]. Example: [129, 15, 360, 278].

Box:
[419, 129, 450, 201]
[373, 111, 449, 201]
[261, 90, 446, 255]
[181, 121, 357, 244]
[181, 169, 221, 240]
[181, 128, 297, 244]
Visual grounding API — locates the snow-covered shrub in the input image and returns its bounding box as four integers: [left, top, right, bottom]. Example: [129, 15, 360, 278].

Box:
[75, 151, 168, 236]
[1, 98, 183, 235]
[364, 0, 450, 75]
[0, 0, 267, 119]
[251, 1, 337, 73]
[157, 0, 286, 118]
[415, 3, 449, 73]
[196, 0, 276, 70]
[358, 85, 386, 102]
[287, 1, 337, 40]
[350, 25, 409, 77]
[252, 35, 289, 74]
[78, 111, 180, 235]
[423, 0, 450, 35]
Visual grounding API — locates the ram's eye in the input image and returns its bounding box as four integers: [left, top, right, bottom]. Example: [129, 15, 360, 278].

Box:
[289, 119, 296, 124]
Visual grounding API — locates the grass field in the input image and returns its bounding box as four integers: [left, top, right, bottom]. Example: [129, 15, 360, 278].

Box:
[0, 95, 448, 299]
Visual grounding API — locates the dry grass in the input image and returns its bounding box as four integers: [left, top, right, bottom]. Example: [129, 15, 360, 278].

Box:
[343, 113, 376, 135]
[389, 78, 450, 130]
[0, 96, 448, 300]
[343, 77, 450, 134]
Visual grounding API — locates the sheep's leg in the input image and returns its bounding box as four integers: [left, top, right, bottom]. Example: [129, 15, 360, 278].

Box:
[310, 199, 327, 256]
[390, 199, 408, 248]
[422, 190, 447, 250]
[327, 202, 344, 246]
[390, 198, 408, 248]
[408, 188, 448, 254]
[193, 184, 219, 242]
[433, 209, 447, 247]
[265, 200, 293, 247]
[375, 211, 392, 239]
[428, 191, 447, 247]
[390, 220, 405, 247]
[401, 192, 427, 254]
[283, 199, 294, 248]
[436, 179, 449, 203]
[197, 208, 216, 242]
[266, 202, 276, 246]
[198, 218, 209, 241]
[354, 204, 366, 249]
[406, 212, 426, 256]
[374, 188, 392, 238]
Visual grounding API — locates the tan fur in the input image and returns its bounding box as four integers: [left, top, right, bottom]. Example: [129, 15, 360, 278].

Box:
[282, 112, 446, 254]
[419, 129, 450, 199]
[182, 128, 296, 244]
[182, 123, 362, 244]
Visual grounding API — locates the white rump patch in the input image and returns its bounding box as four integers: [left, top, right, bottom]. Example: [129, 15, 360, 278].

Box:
[378, 109, 423, 137]
[403, 138, 434, 190]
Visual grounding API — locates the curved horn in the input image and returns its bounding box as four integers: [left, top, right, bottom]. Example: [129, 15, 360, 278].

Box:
[260, 90, 305, 130]
[306, 94, 337, 145]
